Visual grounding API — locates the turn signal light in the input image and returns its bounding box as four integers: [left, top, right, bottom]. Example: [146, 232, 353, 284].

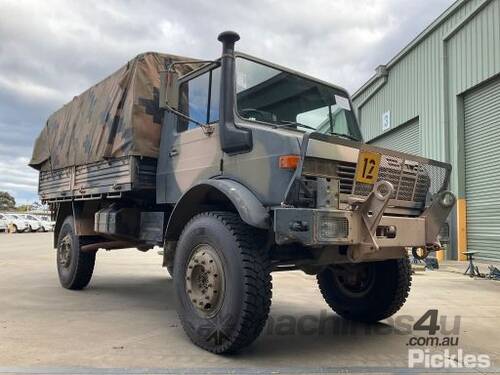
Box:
[279, 155, 300, 169]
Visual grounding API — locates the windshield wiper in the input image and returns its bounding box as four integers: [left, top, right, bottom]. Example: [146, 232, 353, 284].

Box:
[274, 120, 360, 142]
[274, 120, 317, 131]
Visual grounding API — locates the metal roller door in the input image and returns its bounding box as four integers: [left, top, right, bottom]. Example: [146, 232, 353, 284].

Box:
[369, 119, 421, 156]
[464, 77, 500, 261]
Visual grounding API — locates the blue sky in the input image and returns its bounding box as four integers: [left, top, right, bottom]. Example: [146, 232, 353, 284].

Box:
[0, 0, 453, 205]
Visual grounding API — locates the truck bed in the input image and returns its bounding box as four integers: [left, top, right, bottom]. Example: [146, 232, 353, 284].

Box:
[38, 156, 156, 203]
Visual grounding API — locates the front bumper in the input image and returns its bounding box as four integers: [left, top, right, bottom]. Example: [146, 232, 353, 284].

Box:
[274, 182, 455, 261]
[274, 208, 428, 247]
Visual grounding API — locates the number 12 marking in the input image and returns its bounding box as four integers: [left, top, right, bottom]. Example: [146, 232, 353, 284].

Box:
[355, 151, 381, 184]
[362, 157, 376, 179]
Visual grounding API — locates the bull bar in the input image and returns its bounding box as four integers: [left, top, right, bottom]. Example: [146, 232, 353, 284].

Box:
[274, 180, 456, 262]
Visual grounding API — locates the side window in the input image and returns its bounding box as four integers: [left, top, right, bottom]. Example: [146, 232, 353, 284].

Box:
[178, 72, 209, 132]
[209, 67, 221, 123]
[177, 66, 221, 132]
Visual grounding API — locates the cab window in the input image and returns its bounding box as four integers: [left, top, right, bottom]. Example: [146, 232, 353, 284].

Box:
[178, 67, 221, 132]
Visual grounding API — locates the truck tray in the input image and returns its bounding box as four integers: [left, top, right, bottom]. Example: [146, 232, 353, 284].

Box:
[39, 156, 156, 202]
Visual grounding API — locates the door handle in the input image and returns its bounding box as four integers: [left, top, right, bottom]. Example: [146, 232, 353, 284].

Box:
[169, 148, 179, 157]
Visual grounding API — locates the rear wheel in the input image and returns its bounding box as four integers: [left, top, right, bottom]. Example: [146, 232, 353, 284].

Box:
[317, 255, 411, 323]
[56, 216, 96, 290]
[174, 211, 272, 353]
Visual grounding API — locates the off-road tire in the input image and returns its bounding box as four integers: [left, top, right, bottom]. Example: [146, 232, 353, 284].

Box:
[174, 211, 272, 354]
[56, 216, 96, 290]
[317, 255, 411, 323]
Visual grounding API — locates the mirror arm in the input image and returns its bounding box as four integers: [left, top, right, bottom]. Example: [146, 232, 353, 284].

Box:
[163, 105, 214, 136]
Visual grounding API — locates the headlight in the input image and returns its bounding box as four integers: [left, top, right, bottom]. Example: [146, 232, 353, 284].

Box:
[318, 215, 349, 240]
[439, 191, 455, 208]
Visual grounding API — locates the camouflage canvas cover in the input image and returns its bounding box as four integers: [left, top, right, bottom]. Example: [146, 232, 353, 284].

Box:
[30, 52, 195, 171]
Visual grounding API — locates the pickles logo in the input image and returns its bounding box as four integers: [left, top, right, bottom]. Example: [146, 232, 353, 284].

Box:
[408, 349, 491, 369]
[407, 310, 491, 369]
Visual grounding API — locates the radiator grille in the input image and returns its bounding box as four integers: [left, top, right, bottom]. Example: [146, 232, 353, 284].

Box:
[336, 154, 448, 204]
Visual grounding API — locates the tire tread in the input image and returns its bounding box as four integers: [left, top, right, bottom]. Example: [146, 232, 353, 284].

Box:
[177, 211, 272, 353]
[318, 255, 412, 322]
[57, 216, 95, 290]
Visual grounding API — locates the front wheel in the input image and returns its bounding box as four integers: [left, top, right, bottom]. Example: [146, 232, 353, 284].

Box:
[56, 216, 96, 290]
[317, 255, 411, 323]
[174, 211, 272, 354]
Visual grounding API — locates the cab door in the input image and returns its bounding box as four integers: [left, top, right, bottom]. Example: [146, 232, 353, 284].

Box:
[158, 66, 222, 203]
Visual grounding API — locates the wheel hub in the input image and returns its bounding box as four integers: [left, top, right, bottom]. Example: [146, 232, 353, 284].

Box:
[185, 244, 224, 317]
[58, 234, 72, 268]
[334, 263, 375, 297]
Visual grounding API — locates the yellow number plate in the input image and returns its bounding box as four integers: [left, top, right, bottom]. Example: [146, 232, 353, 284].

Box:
[355, 150, 381, 184]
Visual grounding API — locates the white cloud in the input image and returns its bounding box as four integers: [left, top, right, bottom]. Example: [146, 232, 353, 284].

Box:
[0, 76, 66, 104]
[0, 156, 38, 203]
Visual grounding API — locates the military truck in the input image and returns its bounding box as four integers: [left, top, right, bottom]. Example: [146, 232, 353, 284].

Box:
[30, 31, 455, 353]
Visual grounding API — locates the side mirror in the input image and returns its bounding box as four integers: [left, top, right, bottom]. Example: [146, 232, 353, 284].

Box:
[159, 70, 179, 109]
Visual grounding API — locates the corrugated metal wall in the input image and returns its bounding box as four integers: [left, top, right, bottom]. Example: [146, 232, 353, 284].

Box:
[369, 118, 421, 155]
[352, 0, 500, 260]
[353, 0, 498, 194]
[464, 77, 500, 261]
[445, 0, 500, 195]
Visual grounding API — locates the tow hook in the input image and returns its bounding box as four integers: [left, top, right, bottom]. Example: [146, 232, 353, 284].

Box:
[411, 242, 441, 260]
[347, 180, 394, 262]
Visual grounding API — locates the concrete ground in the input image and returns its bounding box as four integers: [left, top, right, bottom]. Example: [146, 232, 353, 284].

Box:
[0, 232, 499, 374]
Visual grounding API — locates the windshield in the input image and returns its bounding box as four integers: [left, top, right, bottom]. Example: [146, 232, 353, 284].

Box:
[235, 57, 362, 141]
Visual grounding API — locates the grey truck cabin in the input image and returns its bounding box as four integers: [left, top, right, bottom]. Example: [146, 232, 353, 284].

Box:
[30, 31, 455, 354]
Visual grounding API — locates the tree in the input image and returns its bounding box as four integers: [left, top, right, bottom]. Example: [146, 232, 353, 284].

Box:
[16, 204, 31, 212]
[0, 191, 16, 211]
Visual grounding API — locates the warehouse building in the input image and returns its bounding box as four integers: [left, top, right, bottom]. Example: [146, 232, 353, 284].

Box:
[352, 0, 500, 261]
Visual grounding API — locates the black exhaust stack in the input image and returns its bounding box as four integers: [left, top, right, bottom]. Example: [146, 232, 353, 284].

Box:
[217, 31, 252, 154]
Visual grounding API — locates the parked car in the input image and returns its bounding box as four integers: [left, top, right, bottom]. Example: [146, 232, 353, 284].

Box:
[4, 214, 29, 233]
[17, 214, 43, 232]
[0, 213, 8, 232]
[34, 215, 55, 232]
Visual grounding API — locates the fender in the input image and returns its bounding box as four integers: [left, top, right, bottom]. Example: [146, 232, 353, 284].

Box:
[165, 179, 269, 242]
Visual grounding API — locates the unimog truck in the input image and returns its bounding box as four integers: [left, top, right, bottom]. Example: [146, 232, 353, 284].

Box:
[30, 31, 455, 353]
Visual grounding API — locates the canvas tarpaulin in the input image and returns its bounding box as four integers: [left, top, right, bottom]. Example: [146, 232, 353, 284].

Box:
[30, 52, 196, 171]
